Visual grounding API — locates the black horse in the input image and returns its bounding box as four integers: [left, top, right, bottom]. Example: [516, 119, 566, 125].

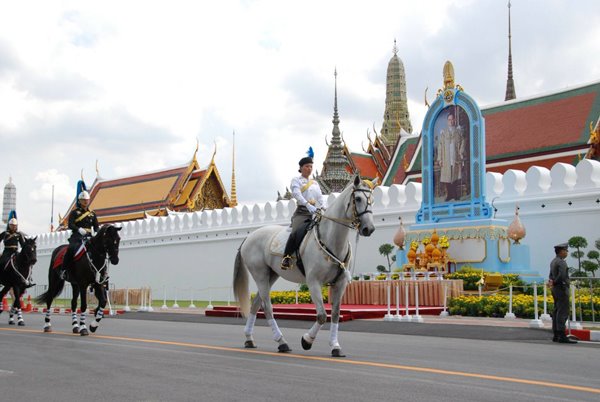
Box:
[0, 236, 38, 326]
[37, 224, 121, 335]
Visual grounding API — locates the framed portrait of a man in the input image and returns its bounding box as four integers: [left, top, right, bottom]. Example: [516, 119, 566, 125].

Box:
[433, 105, 471, 204]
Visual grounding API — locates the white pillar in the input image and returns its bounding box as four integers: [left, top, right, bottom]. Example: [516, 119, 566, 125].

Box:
[413, 282, 424, 322]
[569, 284, 583, 329]
[440, 280, 449, 317]
[401, 280, 412, 322]
[189, 288, 197, 309]
[172, 287, 180, 309]
[529, 282, 544, 328]
[384, 281, 393, 321]
[161, 285, 168, 310]
[124, 288, 131, 312]
[540, 282, 551, 321]
[393, 282, 402, 321]
[505, 284, 516, 319]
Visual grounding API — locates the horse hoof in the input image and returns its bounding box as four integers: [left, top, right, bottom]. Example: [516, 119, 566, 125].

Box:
[90, 325, 98, 333]
[278, 343, 292, 353]
[301, 336, 313, 350]
[72, 327, 80, 334]
[8, 321, 15, 325]
[331, 348, 346, 358]
[80, 328, 89, 336]
[244, 340, 257, 349]
[44, 327, 52, 333]
[18, 321, 25, 327]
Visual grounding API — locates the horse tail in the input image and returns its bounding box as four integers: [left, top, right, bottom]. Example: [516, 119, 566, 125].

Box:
[233, 242, 250, 317]
[35, 249, 66, 306]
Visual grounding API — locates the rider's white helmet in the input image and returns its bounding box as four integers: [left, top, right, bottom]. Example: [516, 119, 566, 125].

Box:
[78, 191, 91, 200]
[8, 218, 17, 226]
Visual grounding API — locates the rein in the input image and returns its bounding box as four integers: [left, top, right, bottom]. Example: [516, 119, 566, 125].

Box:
[84, 231, 110, 285]
[8, 253, 34, 286]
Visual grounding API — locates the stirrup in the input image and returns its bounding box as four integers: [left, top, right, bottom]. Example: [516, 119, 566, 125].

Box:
[280, 256, 293, 270]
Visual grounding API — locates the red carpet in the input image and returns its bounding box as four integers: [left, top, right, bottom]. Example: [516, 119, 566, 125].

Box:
[205, 304, 444, 321]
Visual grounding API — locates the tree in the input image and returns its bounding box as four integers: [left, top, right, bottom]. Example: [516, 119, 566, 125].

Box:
[568, 236, 588, 276]
[378, 243, 395, 272]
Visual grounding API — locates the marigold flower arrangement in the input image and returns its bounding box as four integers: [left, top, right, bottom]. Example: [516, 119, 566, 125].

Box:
[438, 235, 450, 249]
[422, 237, 431, 245]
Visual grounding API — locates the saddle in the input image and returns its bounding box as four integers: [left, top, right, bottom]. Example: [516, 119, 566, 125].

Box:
[52, 244, 86, 270]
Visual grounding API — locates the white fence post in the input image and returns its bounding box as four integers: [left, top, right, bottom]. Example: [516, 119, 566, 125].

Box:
[384, 281, 393, 321]
[529, 282, 544, 328]
[401, 280, 411, 322]
[440, 280, 449, 317]
[147, 286, 154, 312]
[505, 284, 516, 319]
[189, 288, 197, 309]
[161, 285, 168, 310]
[541, 282, 551, 321]
[413, 282, 424, 322]
[569, 284, 583, 329]
[172, 287, 180, 309]
[124, 287, 131, 312]
[206, 288, 214, 310]
[393, 282, 402, 321]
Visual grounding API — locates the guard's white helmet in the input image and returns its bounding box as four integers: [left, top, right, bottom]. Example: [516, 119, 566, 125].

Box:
[78, 191, 91, 200]
[8, 218, 17, 226]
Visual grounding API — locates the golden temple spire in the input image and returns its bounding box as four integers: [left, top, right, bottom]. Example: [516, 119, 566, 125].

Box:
[230, 131, 238, 206]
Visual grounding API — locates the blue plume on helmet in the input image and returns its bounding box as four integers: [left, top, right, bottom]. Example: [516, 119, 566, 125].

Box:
[307, 146, 314, 158]
[7, 210, 16, 230]
[76, 180, 87, 207]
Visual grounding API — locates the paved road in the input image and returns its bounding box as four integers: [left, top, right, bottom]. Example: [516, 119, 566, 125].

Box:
[1, 313, 598, 402]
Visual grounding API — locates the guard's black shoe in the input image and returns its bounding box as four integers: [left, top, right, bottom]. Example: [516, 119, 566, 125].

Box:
[552, 331, 559, 342]
[557, 335, 578, 344]
[280, 256, 293, 270]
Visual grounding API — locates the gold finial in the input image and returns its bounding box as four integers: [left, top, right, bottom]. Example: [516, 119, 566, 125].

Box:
[193, 138, 199, 162]
[210, 140, 217, 163]
[80, 169, 84, 181]
[95, 160, 100, 177]
[424, 87, 430, 108]
[402, 154, 409, 171]
[443, 61, 455, 90]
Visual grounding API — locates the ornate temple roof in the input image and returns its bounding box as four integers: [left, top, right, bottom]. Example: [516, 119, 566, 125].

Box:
[59, 151, 235, 227]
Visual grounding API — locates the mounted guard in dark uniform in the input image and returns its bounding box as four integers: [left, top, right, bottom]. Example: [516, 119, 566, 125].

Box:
[59, 180, 99, 281]
[0, 210, 34, 288]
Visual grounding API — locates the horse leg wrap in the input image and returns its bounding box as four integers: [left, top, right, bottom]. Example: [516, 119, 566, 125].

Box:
[268, 319, 283, 342]
[306, 321, 323, 342]
[79, 311, 87, 329]
[71, 312, 79, 328]
[17, 309, 23, 323]
[244, 314, 257, 337]
[329, 323, 340, 349]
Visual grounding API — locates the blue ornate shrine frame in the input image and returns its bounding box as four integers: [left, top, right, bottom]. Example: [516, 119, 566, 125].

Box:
[416, 88, 492, 223]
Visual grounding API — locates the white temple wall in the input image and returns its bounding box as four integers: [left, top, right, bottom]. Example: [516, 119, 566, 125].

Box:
[32, 160, 600, 300]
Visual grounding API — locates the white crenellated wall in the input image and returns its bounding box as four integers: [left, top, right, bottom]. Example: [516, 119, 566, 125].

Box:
[33, 160, 600, 299]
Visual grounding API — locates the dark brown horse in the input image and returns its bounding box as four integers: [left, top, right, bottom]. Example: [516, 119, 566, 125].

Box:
[36, 225, 121, 335]
[0, 236, 37, 325]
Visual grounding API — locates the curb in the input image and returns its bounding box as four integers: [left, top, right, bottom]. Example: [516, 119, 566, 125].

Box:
[568, 329, 600, 342]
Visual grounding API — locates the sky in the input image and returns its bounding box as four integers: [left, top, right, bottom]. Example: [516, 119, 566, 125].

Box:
[0, 0, 599, 235]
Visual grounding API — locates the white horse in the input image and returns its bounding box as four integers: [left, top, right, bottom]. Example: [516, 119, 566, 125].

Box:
[233, 175, 375, 357]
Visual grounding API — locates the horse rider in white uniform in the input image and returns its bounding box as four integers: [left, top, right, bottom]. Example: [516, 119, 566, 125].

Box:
[281, 154, 327, 269]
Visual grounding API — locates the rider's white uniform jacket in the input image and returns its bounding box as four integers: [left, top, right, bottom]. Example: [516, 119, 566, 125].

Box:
[290, 176, 327, 210]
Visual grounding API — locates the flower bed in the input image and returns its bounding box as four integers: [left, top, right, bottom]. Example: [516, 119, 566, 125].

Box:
[448, 293, 600, 320]
[252, 288, 329, 304]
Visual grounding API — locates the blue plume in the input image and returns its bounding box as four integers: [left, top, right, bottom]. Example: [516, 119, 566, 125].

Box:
[7, 210, 16, 229]
[76, 180, 87, 207]
[307, 146, 314, 158]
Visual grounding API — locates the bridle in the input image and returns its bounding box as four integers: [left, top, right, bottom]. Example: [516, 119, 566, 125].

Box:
[308, 184, 374, 280]
[84, 226, 119, 285]
[316, 186, 373, 230]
